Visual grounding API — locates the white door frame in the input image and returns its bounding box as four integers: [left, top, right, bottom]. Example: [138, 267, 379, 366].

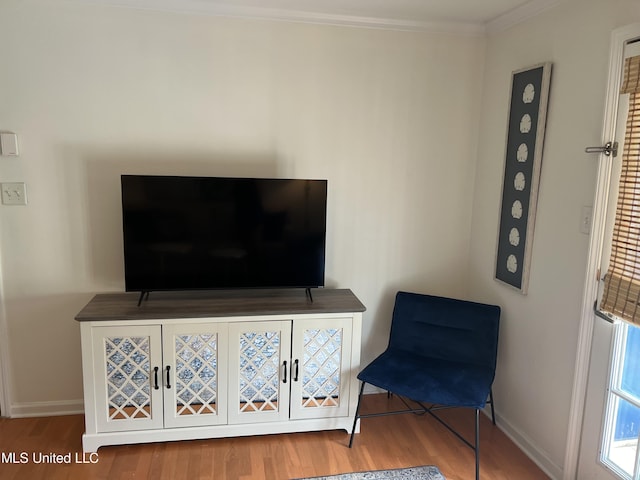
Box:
[0, 269, 11, 417]
[563, 23, 640, 480]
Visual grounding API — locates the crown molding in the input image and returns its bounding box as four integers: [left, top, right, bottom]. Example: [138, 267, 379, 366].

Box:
[76, 0, 486, 36]
[76, 0, 566, 36]
[485, 0, 566, 34]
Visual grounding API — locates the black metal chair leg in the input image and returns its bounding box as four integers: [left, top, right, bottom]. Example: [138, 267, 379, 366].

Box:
[489, 388, 496, 425]
[349, 381, 366, 448]
[475, 408, 480, 480]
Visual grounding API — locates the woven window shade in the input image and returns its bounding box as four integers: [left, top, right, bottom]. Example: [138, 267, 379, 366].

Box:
[600, 55, 640, 324]
[622, 55, 640, 94]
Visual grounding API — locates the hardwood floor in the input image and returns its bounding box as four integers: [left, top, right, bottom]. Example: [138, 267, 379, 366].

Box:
[0, 394, 549, 480]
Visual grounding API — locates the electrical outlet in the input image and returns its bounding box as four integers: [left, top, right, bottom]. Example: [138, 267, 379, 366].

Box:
[1, 182, 27, 205]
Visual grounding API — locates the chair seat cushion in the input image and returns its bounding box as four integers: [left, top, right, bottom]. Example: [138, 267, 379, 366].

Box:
[357, 349, 495, 409]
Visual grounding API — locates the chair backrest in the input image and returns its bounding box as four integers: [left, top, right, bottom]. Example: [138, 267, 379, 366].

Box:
[388, 291, 500, 370]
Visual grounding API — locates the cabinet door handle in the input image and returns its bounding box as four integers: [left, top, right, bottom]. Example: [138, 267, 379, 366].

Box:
[294, 359, 299, 382]
[165, 365, 171, 389]
[154, 366, 159, 390]
[283, 360, 288, 384]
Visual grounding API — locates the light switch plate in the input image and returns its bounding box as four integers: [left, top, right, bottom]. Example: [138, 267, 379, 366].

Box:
[0, 133, 19, 156]
[1, 183, 27, 205]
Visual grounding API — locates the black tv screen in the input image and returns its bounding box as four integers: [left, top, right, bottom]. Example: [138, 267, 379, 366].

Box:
[121, 175, 327, 292]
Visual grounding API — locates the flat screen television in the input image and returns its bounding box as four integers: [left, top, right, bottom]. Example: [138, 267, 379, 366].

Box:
[121, 175, 327, 295]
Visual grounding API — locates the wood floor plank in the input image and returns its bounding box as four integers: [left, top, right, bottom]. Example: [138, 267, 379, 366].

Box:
[0, 394, 549, 479]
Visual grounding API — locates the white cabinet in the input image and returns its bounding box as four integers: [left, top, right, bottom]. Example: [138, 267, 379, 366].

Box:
[228, 320, 292, 424]
[162, 323, 228, 429]
[77, 289, 364, 452]
[91, 322, 228, 434]
[92, 325, 164, 433]
[290, 317, 352, 420]
[227, 317, 352, 425]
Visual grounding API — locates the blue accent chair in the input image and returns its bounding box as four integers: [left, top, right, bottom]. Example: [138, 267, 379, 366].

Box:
[349, 291, 501, 480]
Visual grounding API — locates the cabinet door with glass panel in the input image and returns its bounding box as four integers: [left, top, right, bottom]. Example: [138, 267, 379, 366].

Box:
[92, 323, 227, 433]
[92, 325, 164, 433]
[228, 321, 292, 424]
[290, 317, 352, 419]
[227, 318, 353, 424]
[162, 323, 228, 428]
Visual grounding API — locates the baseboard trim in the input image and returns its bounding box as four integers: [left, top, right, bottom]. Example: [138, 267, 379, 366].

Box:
[11, 399, 84, 418]
[363, 384, 384, 395]
[492, 410, 563, 480]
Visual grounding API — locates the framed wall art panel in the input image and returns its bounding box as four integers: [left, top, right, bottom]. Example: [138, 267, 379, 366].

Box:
[495, 62, 552, 294]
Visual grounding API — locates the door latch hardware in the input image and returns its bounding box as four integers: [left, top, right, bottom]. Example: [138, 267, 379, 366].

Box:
[585, 141, 618, 157]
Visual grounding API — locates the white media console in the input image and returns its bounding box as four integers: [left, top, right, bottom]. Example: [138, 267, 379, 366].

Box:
[75, 288, 365, 452]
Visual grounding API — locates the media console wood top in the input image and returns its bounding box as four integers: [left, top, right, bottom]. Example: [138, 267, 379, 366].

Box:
[75, 288, 366, 322]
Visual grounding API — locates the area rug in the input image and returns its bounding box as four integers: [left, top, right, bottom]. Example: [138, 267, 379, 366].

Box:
[294, 465, 446, 480]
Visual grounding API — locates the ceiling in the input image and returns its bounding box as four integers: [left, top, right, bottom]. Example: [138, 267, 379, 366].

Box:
[83, 0, 564, 34]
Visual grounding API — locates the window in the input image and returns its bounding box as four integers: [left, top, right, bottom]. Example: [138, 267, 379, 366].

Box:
[602, 322, 640, 478]
[600, 59, 640, 324]
[600, 47, 640, 480]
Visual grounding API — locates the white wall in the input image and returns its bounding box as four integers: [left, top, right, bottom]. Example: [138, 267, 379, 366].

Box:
[11, 1, 638, 475]
[469, 0, 640, 477]
[0, 1, 484, 414]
